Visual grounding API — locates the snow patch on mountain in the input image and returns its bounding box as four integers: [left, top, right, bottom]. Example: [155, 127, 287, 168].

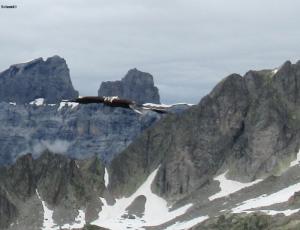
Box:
[290, 149, 300, 167]
[272, 68, 279, 75]
[164, 215, 209, 230]
[58, 101, 78, 111]
[92, 167, 192, 229]
[30, 98, 45, 106]
[36, 189, 59, 230]
[232, 181, 300, 213]
[209, 170, 263, 201]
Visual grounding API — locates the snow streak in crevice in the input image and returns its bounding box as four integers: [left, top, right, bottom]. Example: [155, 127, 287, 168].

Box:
[104, 167, 109, 188]
[36, 189, 59, 230]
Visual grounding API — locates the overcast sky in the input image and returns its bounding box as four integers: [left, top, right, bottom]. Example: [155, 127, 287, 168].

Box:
[1, 0, 300, 103]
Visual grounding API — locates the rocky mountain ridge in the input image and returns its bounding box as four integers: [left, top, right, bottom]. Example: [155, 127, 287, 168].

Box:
[109, 60, 300, 202]
[2, 58, 300, 229]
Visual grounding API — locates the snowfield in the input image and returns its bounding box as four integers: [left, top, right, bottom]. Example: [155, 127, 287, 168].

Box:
[209, 170, 262, 201]
[92, 168, 195, 230]
[232, 181, 300, 214]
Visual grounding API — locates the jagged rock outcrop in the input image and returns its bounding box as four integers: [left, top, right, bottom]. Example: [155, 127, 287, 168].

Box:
[98, 68, 160, 104]
[0, 152, 106, 230]
[109, 60, 300, 203]
[0, 56, 78, 103]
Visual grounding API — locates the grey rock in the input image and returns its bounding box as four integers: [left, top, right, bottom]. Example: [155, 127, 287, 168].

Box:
[191, 213, 273, 230]
[0, 187, 17, 230]
[125, 195, 146, 218]
[0, 56, 78, 104]
[98, 68, 160, 104]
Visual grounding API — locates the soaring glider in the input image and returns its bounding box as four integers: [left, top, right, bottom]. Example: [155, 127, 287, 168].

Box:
[62, 96, 169, 114]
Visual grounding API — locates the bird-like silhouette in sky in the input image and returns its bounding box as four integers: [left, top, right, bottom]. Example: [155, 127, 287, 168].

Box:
[62, 96, 169, 114]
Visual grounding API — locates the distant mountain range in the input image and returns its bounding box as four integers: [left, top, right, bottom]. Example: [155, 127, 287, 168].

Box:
[0, 56, 190, 166]
[1, 57, 300, 230]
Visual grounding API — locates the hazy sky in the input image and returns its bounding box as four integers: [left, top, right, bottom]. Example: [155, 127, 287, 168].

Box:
[1, 0, 300, 103]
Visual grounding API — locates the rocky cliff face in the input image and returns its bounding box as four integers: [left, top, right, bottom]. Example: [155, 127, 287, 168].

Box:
[109, 61, 300, 203]
[98, 68, 160, 104]
[0, 56, 78, 104]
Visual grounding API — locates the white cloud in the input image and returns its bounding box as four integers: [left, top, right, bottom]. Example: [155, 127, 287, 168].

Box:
[21, 140, 72, 158]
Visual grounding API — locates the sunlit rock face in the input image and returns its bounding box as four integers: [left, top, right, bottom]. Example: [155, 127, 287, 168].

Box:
[0, 55, 78, 104]
[98, 68, 160, 104]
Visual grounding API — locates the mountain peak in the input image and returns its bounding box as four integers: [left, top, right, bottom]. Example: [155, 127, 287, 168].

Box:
[209, 73, 245, 99]
[0, 56, 78, 104]
[98, 69, 160, 104]
[9, 57, 43, 70]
